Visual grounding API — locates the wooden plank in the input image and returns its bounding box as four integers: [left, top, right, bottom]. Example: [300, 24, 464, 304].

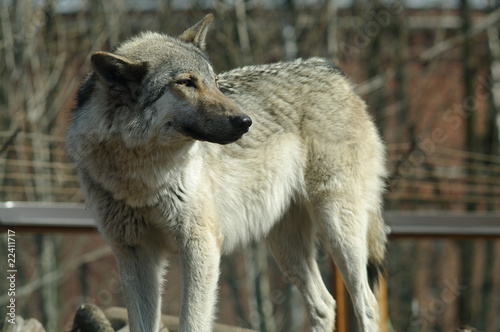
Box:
[385, 212, 500, 237]
[0, 202, 95, 229]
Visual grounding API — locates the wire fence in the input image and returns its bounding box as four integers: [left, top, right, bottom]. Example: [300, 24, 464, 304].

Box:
[386, 143, 500, 210]
[0, 131, 83, 203]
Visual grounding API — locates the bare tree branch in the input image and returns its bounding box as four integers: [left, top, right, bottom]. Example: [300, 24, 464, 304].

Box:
[420, 6, 500, 62]
[0, 246, 112, 305]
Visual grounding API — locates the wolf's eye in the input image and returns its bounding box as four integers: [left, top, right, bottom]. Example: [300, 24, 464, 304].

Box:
[178, 79, 195, 88]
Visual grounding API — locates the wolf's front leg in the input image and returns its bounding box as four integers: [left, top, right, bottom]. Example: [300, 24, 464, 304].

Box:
[178, 231, 221, 332]
[116, 248, 166, 332]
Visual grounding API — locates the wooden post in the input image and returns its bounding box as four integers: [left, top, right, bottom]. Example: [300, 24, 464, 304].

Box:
[334, 266, 348, 332]
[379, 276, 389, 332]
[335, 265, 389, 332]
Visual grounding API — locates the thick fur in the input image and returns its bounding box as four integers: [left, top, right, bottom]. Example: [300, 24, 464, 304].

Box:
[66, 14, 387, 332]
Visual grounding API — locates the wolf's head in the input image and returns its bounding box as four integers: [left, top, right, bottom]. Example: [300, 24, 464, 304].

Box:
[75, 14, 251, 147]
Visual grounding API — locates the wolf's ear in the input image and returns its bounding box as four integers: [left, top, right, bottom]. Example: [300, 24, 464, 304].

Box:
[91, 51, 148, 103]
[178, 14, 214, 50]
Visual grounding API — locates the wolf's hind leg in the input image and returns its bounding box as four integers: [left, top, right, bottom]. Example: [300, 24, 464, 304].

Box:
[267, 203, 336, 332]
[312, 196, 380, 332]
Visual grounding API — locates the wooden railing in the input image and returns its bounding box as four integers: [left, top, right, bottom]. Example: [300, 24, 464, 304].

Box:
[2, 202, 499, 331]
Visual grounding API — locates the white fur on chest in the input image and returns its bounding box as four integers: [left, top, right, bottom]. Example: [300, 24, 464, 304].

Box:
[207, 135, 306, 253]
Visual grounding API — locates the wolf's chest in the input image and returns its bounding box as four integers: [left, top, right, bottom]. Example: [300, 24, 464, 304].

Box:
[208, 136, 306, 253]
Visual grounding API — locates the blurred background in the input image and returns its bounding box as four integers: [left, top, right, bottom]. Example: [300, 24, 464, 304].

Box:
[0, 0, 499, 331]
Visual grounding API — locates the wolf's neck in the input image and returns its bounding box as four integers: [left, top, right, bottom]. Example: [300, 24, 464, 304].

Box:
[87, 140, 201, 207]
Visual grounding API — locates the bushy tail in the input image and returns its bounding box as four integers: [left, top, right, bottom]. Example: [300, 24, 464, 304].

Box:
[367, 209, 389, 289]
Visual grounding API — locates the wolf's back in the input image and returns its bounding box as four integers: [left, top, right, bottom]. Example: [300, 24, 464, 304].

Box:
[217, 57, 354, 135]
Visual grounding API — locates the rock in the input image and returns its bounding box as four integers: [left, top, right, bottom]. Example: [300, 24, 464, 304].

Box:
[103, 306, 257, 332]
[68, 304, 114, 332]
[1, 316, 45, 332]
[456, 326, 481, 332]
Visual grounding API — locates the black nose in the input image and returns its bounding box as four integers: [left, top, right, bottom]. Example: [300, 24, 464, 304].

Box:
[231, 115, 252, 133]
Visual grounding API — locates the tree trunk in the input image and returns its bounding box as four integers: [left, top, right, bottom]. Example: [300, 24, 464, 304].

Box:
[326, 0, 338, 62]
[37, 235, 59, 332]
[486, 26, 500, 157]
[245, 243, 276, 332]
[364, 1, 387, 136]
[458, 0, 476, 326]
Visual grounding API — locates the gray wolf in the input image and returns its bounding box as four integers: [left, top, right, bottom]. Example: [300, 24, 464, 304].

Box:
[66, 14, 387, 332]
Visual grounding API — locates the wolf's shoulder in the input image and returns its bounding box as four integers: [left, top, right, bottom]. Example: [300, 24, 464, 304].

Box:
[218, 58, 347, 94]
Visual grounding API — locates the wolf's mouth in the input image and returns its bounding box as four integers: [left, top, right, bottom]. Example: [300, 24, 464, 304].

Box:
[181, 125, 245, 145]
